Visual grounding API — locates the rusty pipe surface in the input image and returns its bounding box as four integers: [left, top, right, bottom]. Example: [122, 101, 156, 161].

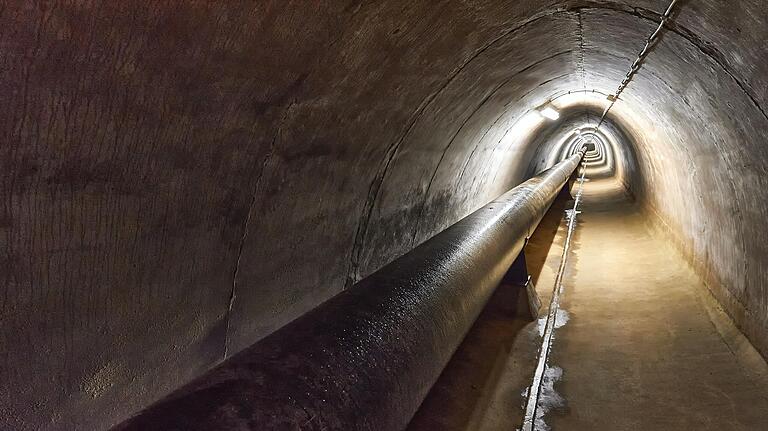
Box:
[114, 151, 584, 431]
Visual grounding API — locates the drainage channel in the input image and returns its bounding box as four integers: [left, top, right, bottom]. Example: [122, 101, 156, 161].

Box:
[520, 164, 586, 431]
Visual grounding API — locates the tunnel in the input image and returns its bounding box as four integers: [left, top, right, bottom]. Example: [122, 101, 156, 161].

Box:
[3, 1, 768, 430]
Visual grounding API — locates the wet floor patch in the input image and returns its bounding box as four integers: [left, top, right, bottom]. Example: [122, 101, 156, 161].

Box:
[534, 366, 565, 431]
[536, 309, 569, 337]
[520, 169, 586, 431]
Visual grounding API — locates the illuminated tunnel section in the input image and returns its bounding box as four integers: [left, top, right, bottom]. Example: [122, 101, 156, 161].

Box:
[525, 98, 641, 201]
[2, 1, 768, 429]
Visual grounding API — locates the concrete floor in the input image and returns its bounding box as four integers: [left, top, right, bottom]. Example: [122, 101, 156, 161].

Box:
[410, 177, 768, 430]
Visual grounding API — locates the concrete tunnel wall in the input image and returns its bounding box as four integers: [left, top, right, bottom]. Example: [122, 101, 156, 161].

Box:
[2, 1, 767, 429]
[524, 107, 641, 189]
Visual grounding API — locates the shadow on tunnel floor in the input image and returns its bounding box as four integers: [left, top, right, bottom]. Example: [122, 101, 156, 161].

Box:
[526, 190, 569, 286]
[406, 191, 570, 431]
[406, 276, 537, 431]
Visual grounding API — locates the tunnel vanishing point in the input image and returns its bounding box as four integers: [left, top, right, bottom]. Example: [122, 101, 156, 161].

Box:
[3, 1, 768, 430]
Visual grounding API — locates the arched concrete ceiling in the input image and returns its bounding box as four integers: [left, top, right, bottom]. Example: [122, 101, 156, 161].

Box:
[1, 1, 767, 429]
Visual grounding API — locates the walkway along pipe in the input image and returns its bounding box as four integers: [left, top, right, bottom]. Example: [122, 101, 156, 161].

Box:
[115, 151, 585, 431]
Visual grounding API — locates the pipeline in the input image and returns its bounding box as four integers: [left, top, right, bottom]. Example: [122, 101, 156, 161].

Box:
[114, 151, 585, 431]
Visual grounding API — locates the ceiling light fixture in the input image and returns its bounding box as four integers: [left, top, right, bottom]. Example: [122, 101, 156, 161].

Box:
[538, 105, 560, 121]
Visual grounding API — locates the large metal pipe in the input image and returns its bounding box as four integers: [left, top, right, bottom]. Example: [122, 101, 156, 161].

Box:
[115, 151, 585, 431]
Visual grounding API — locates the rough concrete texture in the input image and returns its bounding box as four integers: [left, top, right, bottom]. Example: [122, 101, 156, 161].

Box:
[547, 177, 768, 430]
[113, 155, 582, 431]
[2, 1, 768, 429]
[411, 174, 768, 431]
